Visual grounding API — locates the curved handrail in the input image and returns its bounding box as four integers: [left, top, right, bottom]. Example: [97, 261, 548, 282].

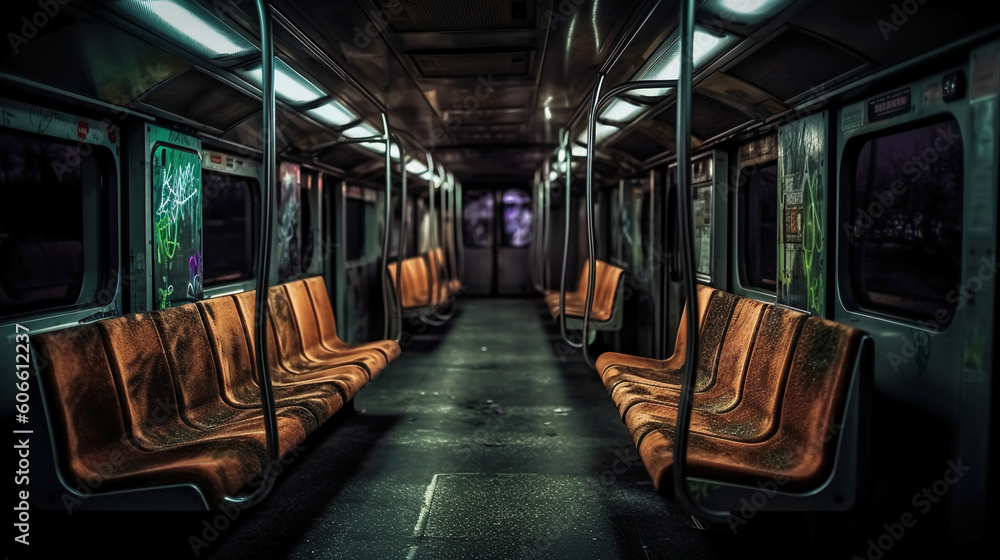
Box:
[380, 114, 395, 341]
[670, 0, 731, 527]
[580, 73, 606, 368]
[455, 180, 464, 283]
[530, 169, 543, 292]
[557, 128, 581, 349]
[541, 162, 551, 290]
[393, 151, 406, 343]
[226, 0, 278, 509]
[579, 78, 676, 367]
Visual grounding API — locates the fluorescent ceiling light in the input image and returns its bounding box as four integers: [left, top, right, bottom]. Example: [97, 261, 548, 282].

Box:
[120, 0, 256, 58]
[721, 0, 771, 13]
[307, 100, 357, 127]
[406, 160, 428, 175]
[343, 123, 380, 139]
[576, 123, 619, 145]
[243, 59, 325, 105]
[360, 141, 401, 160]
[600, 99, 645, 123]
[632, 29, 736, 98]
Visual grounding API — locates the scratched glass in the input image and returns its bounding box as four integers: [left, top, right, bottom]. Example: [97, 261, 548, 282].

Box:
[151, 144, 203, 309]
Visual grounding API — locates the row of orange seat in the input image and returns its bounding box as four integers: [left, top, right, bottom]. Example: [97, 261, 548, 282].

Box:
[595, 284, 868, 504]
[33, 276, 399, 507]
[387, 247, 460, 316]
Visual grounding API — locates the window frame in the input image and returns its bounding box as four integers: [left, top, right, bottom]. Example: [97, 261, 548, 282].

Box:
[200, 150, 261, 299]
[737, 157, 779, 294]
[0, 98, 120, 327]
[839, 113, 966, 326]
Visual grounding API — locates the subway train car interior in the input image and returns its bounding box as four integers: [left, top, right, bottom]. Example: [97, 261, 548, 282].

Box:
[2, 0, 998, 558]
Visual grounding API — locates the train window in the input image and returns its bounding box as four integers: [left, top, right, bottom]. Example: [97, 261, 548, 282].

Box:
[301, 170, 318, 273]
[692, 184, 712, 277]
[740, 161, 778, 290]
[0, 129, 115, 317]
[846, 117, 963, 321]
[463, 189, 494, 248]
[278, 162, 301, 280]
[501, 188, 533, 247]
[201, 170, 258, 286]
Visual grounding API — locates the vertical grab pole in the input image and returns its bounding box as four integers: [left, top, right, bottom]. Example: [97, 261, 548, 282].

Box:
[672, 0, 729, 526]
[581, 73, 606, 368]
[531, 169, 543, 291]
[227, 0, 278, 508]
[438, 164, 448, 283]
[426, 164, 437, 309]
[542, 161, 551, 290]
[434, 164, 457, 321]
[456, 180, 464, 284]
[380, 114, 393, 341]
[447, 173, 458, 291]
[558, 128, 581, 348]
[394, 152, 406, 343]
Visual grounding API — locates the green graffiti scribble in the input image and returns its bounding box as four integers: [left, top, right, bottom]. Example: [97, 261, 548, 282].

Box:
[153, 160, 199, 264]
[154, 214, 180, 263]
[686, 480, 721, 502]
[158, 280, 173, 310]
[801, 164, 824, 316]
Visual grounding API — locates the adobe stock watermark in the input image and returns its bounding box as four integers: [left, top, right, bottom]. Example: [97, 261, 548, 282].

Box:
[340, 0, 406, 64]
[877, 0, 931, 41]
[437, 400, 506, 471]
[853, 458, 970, 559]
[7, 0, 70, 54]
[188, 446, 307, 557]
[428, 75, 503, 148]
[545, 0, 586, 30]
[727, 421, 843, 533]
[59, 395, 180, 513]
[842, 123, 960, 245]
[598, 444, 643, 487]
[887, 256, 999, 372]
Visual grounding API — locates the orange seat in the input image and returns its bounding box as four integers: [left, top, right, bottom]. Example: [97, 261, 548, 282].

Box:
[276, 281, 386, 377]
[545, 259, 625, 326]
[635, 317, 863, 492]
[197, 295, 347, 426]
[387, 255, 433, 309]
[597, 284, 719, 394]
[304, 276, 401, 363]
[620, 303, 808, 445]
[232, 291, 371, 403]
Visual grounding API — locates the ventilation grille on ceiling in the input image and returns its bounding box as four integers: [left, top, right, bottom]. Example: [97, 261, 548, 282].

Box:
[691, 92, 754, 141]
[612, 129, 666, 161]
[388, 0, 536, 32]
[411, 51, 533, 78]
[725, 29, 868, 104]
[140, 69, 259, 132]
[318, 145, 371, 171]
